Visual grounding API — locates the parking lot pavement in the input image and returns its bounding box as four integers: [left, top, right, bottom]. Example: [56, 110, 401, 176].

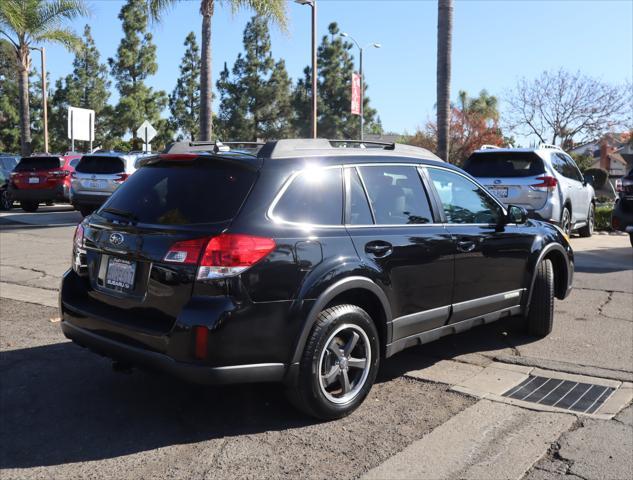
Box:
[1, 214, 632, 479]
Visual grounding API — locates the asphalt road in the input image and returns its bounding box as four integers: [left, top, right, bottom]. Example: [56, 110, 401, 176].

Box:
[0, 205, 631, 479]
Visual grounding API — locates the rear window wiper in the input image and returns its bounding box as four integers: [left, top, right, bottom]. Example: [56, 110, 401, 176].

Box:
[101, 207, 139, 223]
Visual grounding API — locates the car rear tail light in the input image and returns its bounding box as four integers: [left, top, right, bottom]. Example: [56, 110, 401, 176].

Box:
[531, 175, 558, 190]
[615, 179, 623, 192]
[114, 173, 129, 183]
[194, 326, 208, 359]
[164, 238, 207, 264]
[164, 233, 276, 279]
[612, 216, 621, 231]
[73, 223, 85, 248]
[72, 224, 87, 273]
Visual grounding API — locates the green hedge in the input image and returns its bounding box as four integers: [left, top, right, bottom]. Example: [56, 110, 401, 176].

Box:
[595, 205, 613, 231]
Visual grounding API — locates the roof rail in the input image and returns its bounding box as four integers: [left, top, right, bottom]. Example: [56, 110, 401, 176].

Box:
[538, 143, 562, 150]
[163, 140, 266, 155]
[479, 144, 501, 150]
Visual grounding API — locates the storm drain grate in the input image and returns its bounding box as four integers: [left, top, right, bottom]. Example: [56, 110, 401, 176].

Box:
[502, 375, 615, 414]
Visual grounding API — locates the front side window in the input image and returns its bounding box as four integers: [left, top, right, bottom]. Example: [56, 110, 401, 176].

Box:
[358, 165, 433, 225]
[273, 167, 343, 225]
[428, 168, 502, 224]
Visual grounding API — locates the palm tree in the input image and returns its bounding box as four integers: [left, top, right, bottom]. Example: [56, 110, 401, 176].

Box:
[0, 0, 87, 155]
[436, 0, 453, 162]
[148, 0, 287, 141]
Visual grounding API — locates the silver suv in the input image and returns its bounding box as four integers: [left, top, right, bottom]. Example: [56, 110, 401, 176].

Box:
[70, 153, 136, 216]
[463, 144, 595, 236]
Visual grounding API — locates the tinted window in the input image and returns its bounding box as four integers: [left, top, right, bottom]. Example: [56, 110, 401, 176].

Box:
[463, 152, 545, 178]
[100, 160, 256, 225]
[0, 157, 18, 171]
[551, 154, 566, 176]
[561, 154, 583, 181]
[347, 167, 373, 225]
[69, 158, 80, 168]
[428, 168, 502, 224]
[76, 156, 125, 174]
[14, 156, 61, 172]
[358, 165, 433, 225]
[274, 167, 342, 225]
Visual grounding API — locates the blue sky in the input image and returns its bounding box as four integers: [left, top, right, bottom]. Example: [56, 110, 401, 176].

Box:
[42, 0, 632, 141]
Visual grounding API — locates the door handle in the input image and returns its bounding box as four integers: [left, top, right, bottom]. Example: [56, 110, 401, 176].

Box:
[457, 240, 476, 253]
[365, 241, 393, 257]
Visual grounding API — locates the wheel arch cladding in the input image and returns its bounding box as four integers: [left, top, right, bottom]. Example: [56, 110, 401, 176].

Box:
[526, 243, 569, 310]
[290, 276, 392, 364]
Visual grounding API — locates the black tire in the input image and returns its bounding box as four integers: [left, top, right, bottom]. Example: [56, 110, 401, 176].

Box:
[286, 304, 380, 420]
[20, 200, 39, 212]
[578, 203, 594, 238]
[629, 233, 633, 248]
[525, 259, 554, 337]
[0, 189, 12, 210]
[77, 206, 94, 217]
[560, 206, 572, 236]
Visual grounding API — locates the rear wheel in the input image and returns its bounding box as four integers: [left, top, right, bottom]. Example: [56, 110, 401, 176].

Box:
[578, 204, 594, 237]
[629, 233, 633, 248]
[525, 259, 554, 337]
[77, 205, 94, 217]
[20, 200, 39, 212]
[287, 304, 380, 420]
[0, 189, 12, 210]
[560, 207, 572, 236]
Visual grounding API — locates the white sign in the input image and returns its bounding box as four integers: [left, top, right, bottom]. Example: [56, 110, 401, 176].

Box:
[67, 106, 95, 141]
[136, 120, 157, 144]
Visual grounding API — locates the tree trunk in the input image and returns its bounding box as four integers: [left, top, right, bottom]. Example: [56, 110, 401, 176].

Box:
[436, 0, 453, 162]
[199, 0, 214, 141]
[17, 49, 32, 156]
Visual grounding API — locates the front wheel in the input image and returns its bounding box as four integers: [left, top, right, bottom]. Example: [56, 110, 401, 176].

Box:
[287, 304, 380, 420]
[0, 189, 12, 210]
[578, 204, 594, 237]
[524, 259, 554, 337]
[20, 200, 39, 212]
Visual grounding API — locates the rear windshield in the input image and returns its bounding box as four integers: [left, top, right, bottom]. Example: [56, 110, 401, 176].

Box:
[463, 152, 545, 178]
[14, 156, 61, 172]
[76, 156, 125, 174]
[99, 160, 256, 225]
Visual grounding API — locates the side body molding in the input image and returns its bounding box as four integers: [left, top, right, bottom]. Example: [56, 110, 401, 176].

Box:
[289, 276, 392, 365]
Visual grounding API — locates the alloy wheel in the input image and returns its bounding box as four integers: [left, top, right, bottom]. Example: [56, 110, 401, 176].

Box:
[318, 324, 371, 405]
[561, 208, 571, 236]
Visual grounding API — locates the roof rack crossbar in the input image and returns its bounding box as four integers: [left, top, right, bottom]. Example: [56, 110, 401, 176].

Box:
[479, 144, 501, 150]
[539, 143, 562, 150]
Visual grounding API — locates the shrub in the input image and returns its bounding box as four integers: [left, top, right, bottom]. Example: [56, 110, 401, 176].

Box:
[584, 168, 609, 189]
[594, 205, 613, 231]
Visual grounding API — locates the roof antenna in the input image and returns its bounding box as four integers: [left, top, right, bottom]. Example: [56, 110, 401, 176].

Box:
[213, 141, 230, 153]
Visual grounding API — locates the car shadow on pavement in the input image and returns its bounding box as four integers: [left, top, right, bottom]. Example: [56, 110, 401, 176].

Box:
[0, 316, 532, 470]
[574, 247, 633, 273]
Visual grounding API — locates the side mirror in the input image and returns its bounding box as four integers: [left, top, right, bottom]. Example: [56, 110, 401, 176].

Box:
[506, 205, 528, 224]
[583, 174, 594, 186]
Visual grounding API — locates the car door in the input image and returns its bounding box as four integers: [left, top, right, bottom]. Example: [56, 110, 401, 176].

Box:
[425, 166, 535, 324]
[345, 164, 454, 341]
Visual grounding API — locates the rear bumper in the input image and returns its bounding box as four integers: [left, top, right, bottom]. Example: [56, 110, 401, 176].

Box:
[61, 321, 285, 385]
[71, 192, 111, 207]
[8, 184, 65, 202]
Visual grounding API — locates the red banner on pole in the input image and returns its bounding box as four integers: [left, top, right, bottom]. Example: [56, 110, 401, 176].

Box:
[351, 72, 361, 115]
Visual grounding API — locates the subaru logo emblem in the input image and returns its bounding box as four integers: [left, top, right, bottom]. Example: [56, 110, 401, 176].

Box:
[494, 179, 502, 184]
[109, 232, 124, 246]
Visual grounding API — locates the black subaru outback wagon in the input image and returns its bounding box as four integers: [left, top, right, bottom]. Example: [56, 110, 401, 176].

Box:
[60, 139, 574, 419]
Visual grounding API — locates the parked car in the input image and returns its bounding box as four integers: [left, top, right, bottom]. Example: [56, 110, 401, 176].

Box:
[70, 152, 136, 216]
[612, 167, 633, 247]
[60, 139, 574, 420]
[8, 154, 80, 212]
[0, 154, 19, 210]
[463, 145, 595, 237]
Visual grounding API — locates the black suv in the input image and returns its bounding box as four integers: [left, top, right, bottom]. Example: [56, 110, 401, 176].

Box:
[612, 168, 633, 247]
[60, 139, 574, 419]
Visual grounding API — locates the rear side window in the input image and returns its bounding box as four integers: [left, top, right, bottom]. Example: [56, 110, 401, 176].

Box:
[1, 157, 18, 170]
[347, 168, 373, 225]
[273, 167, 343, 225]
[14, 157, 61, 171]
[100, 160, 257, 225]
[76, 156, 125, 174]
[463, 152, 545, 178]
[358, 165, 433, 225]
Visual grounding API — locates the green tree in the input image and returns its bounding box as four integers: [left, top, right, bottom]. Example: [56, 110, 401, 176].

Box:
[49, 25, 111, 152]
[169, 32, 201, 141]
[315, 22, 377, 139]
[436, 0, 453, 161]
[0, 39, 20, 152]
[291, 66, 312, 138]
[109, 0, 169, 148]
[0, 0, 88, 155]
[148, 0, 287, 141]
[216, 16, 293, 140]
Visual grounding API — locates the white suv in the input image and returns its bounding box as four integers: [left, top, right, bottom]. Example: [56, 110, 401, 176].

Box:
[463, 144, 595, 236]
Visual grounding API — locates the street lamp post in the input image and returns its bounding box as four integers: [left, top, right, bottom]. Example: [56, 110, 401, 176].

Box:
[340, 33, 380, 142]
[295, 0, 317, 139]
[31, 47, 49, 153]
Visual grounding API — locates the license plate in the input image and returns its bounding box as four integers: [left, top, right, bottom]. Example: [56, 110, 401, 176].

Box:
[28, 177, 39, 184]
[488, 186, 508, 198]
[105, 257, 136, 292]
[82, 180, 105, 189]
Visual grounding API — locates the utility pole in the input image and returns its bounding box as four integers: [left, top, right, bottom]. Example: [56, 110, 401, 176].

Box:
[31, 47, 49, 153]
[296, 0, 318, 138]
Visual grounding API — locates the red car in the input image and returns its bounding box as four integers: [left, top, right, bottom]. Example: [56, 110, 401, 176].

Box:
[8, 154, 82, 212]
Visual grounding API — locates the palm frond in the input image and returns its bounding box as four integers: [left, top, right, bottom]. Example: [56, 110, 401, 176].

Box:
[0, 0, 28, 35]
[35, 26, 82, 52]
[146, 0, 178, 22]
[31, 0, 88, 37]
[228, 0, 288, 30]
